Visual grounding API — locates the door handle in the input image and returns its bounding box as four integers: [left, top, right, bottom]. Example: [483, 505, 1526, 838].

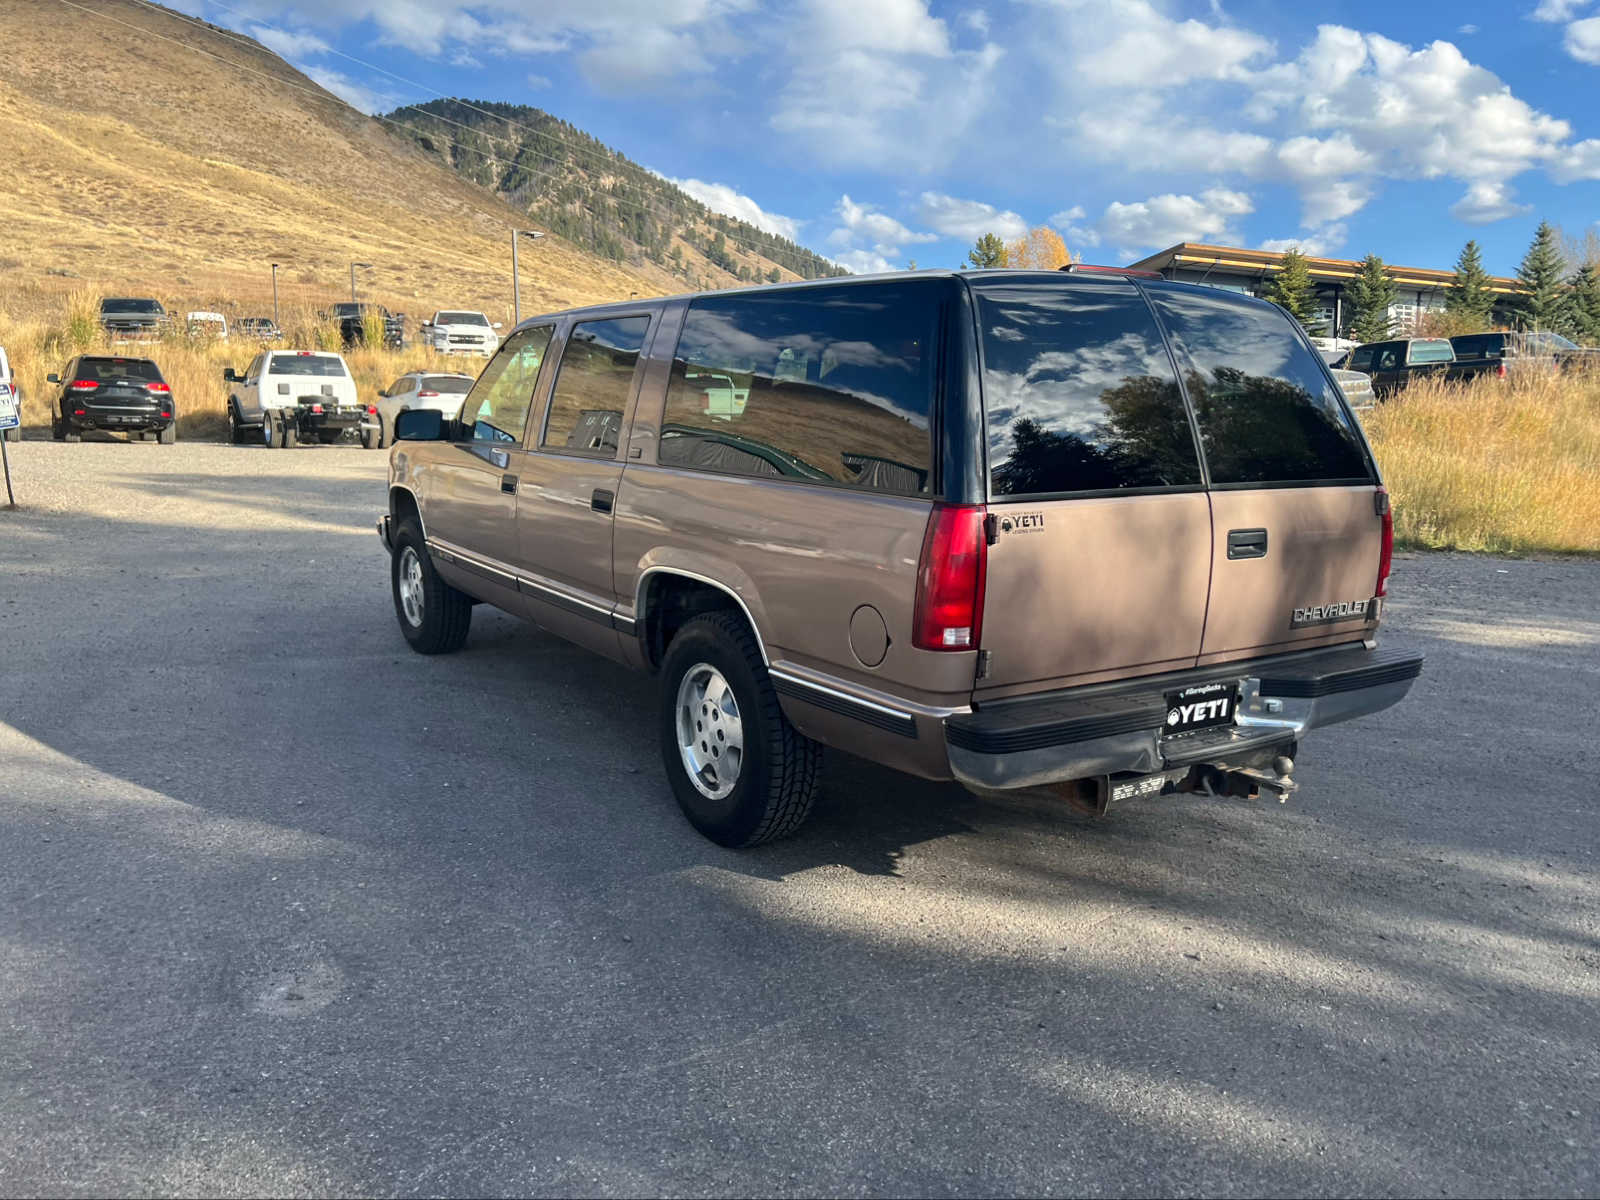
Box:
[591, 488, 615, 514]
[1226, 528, 1268, 559]
[500, 473, 518, 496]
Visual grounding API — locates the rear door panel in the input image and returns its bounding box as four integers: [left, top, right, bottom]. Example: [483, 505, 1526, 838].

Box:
[1200, 486, 1379, 662]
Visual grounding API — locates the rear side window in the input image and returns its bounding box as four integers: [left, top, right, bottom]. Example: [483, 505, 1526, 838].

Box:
[268, 354, 346, 377]
[542, 316, 651, 457]
[76, 358, 161, 382]
[660, 281, 939, 495]
[1145, 285, 1371, 486]
[977, 280, 1201, 497]
[422, 376, 474, 394]
[1407, 340, 1453, 364]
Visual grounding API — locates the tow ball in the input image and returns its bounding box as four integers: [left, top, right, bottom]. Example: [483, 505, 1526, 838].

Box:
[1185, 755, 1298, 803]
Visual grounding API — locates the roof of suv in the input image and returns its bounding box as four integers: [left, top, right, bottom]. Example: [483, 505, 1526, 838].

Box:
[508, 268, 1275, 336]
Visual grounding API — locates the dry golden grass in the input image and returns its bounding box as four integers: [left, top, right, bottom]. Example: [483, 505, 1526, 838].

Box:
[2, 289, 456, 437]
[1363, 368, 1600, 555]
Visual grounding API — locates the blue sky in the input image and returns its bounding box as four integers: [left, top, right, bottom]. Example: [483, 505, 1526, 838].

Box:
[168, 0, 1600, 277]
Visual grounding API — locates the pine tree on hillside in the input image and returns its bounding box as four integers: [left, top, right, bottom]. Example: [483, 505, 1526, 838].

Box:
[1566, 263, 1600, 344]
[965, 233, 1008, 269]
[1516, 220, 1570, 331]
[1266, 247, 1317, 327]
[1347, 254, 1396, 343]
[1445, 239, 1494, 327]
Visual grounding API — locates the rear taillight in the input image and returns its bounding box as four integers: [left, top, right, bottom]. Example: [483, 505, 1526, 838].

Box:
[1376, 487, 1394, 599]
[146, 381, 170, 393]
[1496, 362, 1507, 379]
[416, 390, 440, 398]
[913, 505, 987, 651]
[68, 379, 99, 391]
[310, 403, 324, 414]
[72, 408, 87, 416]
[366, 405, 378, 414]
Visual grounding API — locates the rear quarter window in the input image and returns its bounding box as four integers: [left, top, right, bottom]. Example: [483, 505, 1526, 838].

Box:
[659, 281, 940, 495]
[1144, 284, 1371, 487]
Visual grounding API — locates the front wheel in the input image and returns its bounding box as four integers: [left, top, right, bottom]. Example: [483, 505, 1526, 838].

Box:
[658, 612, 821, 847]
[390, 519, 471, 654]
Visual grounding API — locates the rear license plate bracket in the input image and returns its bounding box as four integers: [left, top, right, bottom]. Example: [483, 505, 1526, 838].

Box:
[1162, 681, 1238, 736]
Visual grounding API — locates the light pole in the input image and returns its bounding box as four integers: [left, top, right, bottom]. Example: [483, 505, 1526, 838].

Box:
[270, 263, 280, 328]
[350, 261, 373, 304]
[511, 230, 544, 325]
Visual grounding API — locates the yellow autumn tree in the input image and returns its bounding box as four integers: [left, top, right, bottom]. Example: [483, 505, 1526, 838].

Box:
[1004, 227, 1072, 270]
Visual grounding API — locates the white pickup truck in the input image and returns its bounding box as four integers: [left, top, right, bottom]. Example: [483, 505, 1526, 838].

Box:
[420, 310, 502, 358]
[223, 349, 379, 448]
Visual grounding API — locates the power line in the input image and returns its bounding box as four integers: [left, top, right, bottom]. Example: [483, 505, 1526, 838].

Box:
[104, 0, 834, 272]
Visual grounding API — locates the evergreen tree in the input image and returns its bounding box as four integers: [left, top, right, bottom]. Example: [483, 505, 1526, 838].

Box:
[1347, 254, 1396, 343]
[1566, 262, 1600, 344]
[1266, 246, 1317, 327]
[1516, 220, 1569, 331]
[1445, 239, 1494, 327]
[965, 232, 1008, 269]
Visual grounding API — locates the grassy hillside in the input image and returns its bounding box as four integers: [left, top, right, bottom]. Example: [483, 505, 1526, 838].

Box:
[0, 0, 680, 324]
[391, 100, 844, 290]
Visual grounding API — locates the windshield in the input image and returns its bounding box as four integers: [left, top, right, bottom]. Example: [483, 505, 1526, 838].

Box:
[436, 312, 489, 326]
[268, 353, 347, 377]
[76, 357, 161, 381]
[421, 375, 474, 393]
[101, 299, 163, 315]
[1528, 332, 1579, 351]
[1407, 340, 1454, 364]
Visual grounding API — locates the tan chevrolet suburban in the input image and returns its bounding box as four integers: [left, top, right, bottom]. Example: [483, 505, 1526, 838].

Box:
[377, 269, 1422, 846]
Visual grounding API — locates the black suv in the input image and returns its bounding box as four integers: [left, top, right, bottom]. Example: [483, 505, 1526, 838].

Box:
[48, 355, 176, 442]
[329, 302, 404, 349]
[99, 298, 169, 342]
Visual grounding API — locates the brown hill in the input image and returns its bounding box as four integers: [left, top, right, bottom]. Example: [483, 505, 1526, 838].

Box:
[0, 0, 692, 323]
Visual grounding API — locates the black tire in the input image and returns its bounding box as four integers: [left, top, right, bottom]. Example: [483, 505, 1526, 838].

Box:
[3, 426, 19, 443]
[390, 519, 471, 654]
[376, 416, 389, 449]
[262, 413, 279, 448]
[282, 419, 298, 449]
[52, 412, 65, 441]
[229, 402, 251, 444]
[158, 420, 176, 444]
[658, 612, 821, 847]
[362, 425, 380, 450]
[64, 427, 80, 443]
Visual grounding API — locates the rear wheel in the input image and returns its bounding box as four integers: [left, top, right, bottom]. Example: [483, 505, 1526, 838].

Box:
[390, 519, 471, 654]
[362, 425, 380, 450]
[262, 413, 279, 448]
[658, 612, 821, 847]
[52, 413, 65, 441]
[157, 420, 176, 444]
[282, 419, 298, 448]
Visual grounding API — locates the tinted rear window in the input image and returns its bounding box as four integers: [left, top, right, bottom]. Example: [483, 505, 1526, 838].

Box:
[977, 280, 1201, 496]
[268, 354, 346, 377]
[1145, 285, 1371, 486]
[421, 375, 474, 394]
[76, 357, 161, 382]
[1449, 335, 1498, 360]
[100, 299, 162, 315]
[1408, 340, 1453, 364]
[660, 281, 939, 495]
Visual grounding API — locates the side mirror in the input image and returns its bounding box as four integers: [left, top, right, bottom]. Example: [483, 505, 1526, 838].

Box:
[47, 372, 60, 384]
[395, 408, 447, 441]
[492, 322, 504, 330]
[377, 388, 389, 398]
[222, 367, 239, 382]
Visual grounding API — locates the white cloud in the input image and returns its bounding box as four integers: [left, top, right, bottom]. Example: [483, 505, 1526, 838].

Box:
[1566, 16, 1600, 61]
[1457, 23, 1479, 34]
[1095, 188, 1255, 255]
[1449, 181, 1533, 224]
[526, 73, 551, 89]
[1259, 224, 1347, 256]
[301, 65, 393, 114]
[1531, 0, 1589, 20]
[826, 194, 937, 255]
[830, 249, 900, 274]
[669, 177, 801, 240]
[249, 24, 332, 58]
[914, 192, 1028, 241]
[1064, 0, 1274, 88]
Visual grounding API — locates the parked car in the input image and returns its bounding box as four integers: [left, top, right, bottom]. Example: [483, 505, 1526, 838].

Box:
[99, 298, 169, 342]
[374, 371, 475, 448]
[420, 310, 502, 358]
[1310, 335, 1357, 366]
[377, 271, 1421, 847]
[47, 355, 176, 442]
[328, 302, 404, 349]
[1448, 330, 1600, 376]
[1330, 368, 1375, 410]
[1339, 337, 1496, 398]
[186, 311, 228, 340]
[0, 345, 19, 442]
[235, 317, 282, 341]
[223, 349, 379, 448]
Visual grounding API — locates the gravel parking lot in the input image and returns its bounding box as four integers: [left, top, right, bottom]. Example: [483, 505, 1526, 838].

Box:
[2, 440, 1597, 1197]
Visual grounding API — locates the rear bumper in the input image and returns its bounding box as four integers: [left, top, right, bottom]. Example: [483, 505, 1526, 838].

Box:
[68, 406, 171, 431]
[945, 643, 1423, 791]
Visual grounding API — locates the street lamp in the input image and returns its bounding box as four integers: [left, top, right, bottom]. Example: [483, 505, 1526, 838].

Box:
[511, 230, 545, 325]
[270, 263, 280, 328]
[350, 261, 373, 304]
